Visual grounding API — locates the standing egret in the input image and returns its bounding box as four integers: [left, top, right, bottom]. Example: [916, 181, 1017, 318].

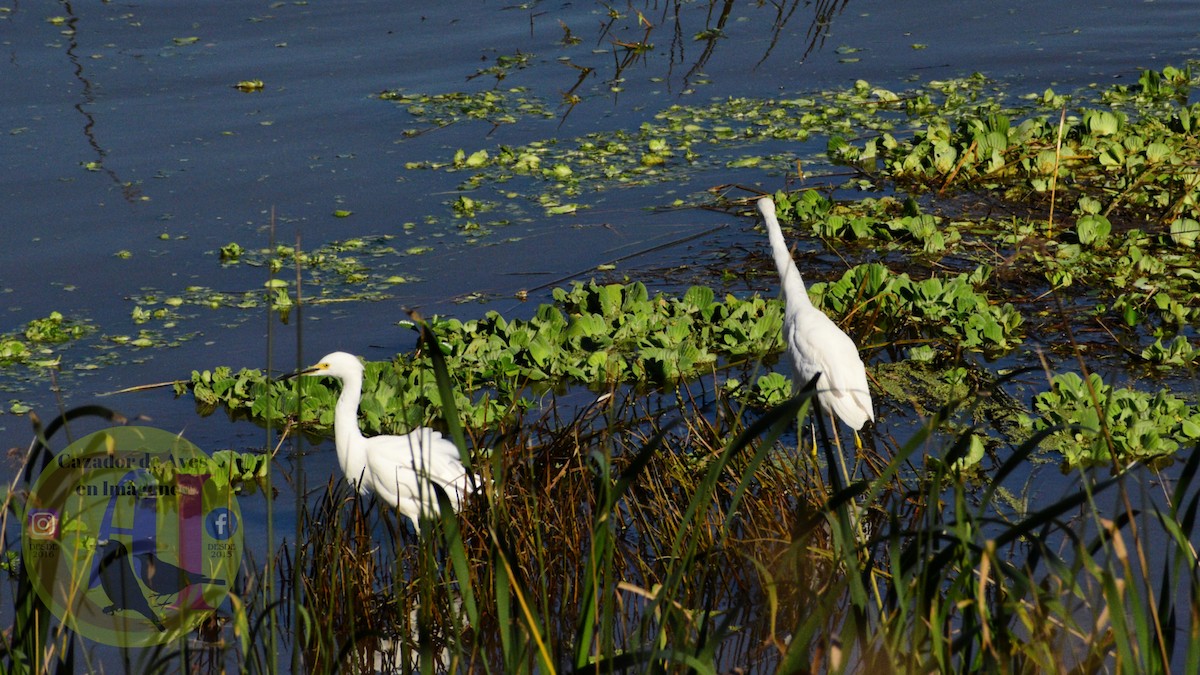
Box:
[756, 196, 874, 438]
[295, 351, 476, 534]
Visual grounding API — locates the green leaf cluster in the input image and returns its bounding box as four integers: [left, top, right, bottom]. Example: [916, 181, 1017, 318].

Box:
[421, 280, 786, 388]
[1101, 64, 1193, 109]
[142, 443, 270, 494]
[1024, 371, 1200, 467]
[22, 312, 90, 344]
[0, 312, 93, 367]
[1032, 222, 1200, 333]
[723, 371, 794, 408]
[833, 67, 1200, 230]
[773, 190, 960, 253]
[379, 88, 555, 132]
[812, 263, 1023, 353]
[1140, 335, 1199, 366]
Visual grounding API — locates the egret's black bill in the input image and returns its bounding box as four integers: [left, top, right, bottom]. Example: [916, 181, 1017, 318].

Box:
[279, 365, 322, 380]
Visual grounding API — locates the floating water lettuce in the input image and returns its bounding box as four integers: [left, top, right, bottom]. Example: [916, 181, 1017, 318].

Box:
[1024, 371, 1200, 467]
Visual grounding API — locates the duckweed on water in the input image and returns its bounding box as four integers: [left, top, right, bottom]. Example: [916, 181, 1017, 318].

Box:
[400, 75, 1004, 219]
[120, 236, 419, 346]
[0, 313, 110, 409]
[0, 312, 93, 367]
[378, 88, 556, 134]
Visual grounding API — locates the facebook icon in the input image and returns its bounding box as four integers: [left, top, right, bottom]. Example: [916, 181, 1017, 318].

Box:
[206, 508, 238, 541]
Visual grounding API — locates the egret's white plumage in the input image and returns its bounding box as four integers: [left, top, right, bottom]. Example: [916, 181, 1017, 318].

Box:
[757, 196, 874, 430]
[299, 351, 476, 533]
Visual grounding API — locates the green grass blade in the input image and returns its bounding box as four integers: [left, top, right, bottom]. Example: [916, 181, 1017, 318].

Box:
[410, 311, 471, 470]
[435, 484, 480, 630]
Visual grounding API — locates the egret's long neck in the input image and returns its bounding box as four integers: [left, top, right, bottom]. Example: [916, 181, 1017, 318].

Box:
[333, 371, 366, 457]
[761, 203, 812, 308]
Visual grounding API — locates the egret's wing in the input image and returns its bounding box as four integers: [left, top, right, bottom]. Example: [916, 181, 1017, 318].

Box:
[342, 458, 373, 495]
[788, 309, 874, 430]
[400, 428, 475, 499]
[820, 358, 873, 430]
[365, 428, 472, 512]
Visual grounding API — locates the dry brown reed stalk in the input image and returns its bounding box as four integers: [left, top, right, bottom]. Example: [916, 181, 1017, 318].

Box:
[293, 479, 406, 672]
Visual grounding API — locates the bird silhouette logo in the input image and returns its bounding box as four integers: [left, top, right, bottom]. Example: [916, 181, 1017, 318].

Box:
[94, 539, 166, 632]
[136, 551, 227, 606]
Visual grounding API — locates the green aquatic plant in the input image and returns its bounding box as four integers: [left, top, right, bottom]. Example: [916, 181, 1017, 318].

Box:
[723, 371, 793, 408]
[1023, 221, 1200, 336]
[139, 446, 270, 494]
[98, 236, 420, 354]
[0, 312, 94, 368]
[378, 88, 555, 134]
[833, 67, 1200, 230]
[1140, 335, 1199, 367]
[181, 277, 1024, 434]
[218, 236, 406, 289]
[1101, 64, 1193, 109]
[770, 189, 962, 252]
[1024, 371, 1200, 467]
[810, 262, 1023, 354]
[21, 312, 91, 344]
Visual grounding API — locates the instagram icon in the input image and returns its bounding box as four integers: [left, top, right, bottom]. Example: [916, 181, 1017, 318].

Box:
[28, 509, 59, 540]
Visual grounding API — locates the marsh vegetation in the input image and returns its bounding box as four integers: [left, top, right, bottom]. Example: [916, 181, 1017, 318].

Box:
[4, 1, 1200, 673]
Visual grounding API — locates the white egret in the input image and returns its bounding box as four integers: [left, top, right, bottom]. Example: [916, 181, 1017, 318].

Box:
[296, 351, 476, 534]
[756, 196, 874, 435]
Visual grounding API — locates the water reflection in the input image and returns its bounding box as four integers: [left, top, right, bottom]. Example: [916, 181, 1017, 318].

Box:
[58, 1, 142, 203]
[517, 0, 855, 122]
[759, 0, 852, 66]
